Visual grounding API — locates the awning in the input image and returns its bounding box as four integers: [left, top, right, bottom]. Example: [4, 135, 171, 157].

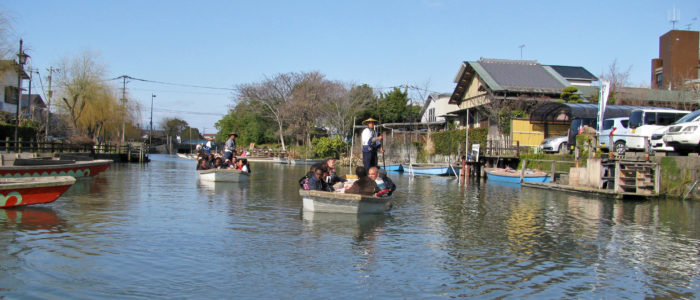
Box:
[529, 102, 657, 123]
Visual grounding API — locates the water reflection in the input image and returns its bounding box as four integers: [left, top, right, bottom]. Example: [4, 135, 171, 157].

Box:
[0, 206, 63, 231]
[301, 211, 388, 243]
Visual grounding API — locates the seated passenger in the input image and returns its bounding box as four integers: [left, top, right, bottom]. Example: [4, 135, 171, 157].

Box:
[238, 158, 250, 173]
[324, 158, 346, 190]
[368, 167, 396, 197]
[197, 158, 210, 170]
[306, 165, 329, 191]
[299, 165, 318, 190]
[346, 166, 377, 196]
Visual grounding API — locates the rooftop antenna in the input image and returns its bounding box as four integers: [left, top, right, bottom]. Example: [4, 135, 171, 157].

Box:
[518, 44, 525, 60]
[668, 6, 680, 29]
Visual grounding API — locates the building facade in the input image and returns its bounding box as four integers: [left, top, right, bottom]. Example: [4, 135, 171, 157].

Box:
[651, 30, 700, 90]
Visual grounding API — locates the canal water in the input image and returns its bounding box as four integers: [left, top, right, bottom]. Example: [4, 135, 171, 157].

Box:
[1, 154, 698, 298]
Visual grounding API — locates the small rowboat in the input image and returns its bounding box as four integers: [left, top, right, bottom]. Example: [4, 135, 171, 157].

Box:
[485, 168, 550, 184]
[381, 164, 404, 172]
[299, 189, 392, 214]
[0, 176, 77, 208]
[176, 153, 197, 160]
[406, 164, 459, 176]
[197, 168, 250, 182]
[0, 159, 112, 178]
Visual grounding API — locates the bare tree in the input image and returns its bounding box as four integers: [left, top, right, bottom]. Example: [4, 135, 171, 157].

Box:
[600, 59, 632, 104]
[236, 72, 304, 151]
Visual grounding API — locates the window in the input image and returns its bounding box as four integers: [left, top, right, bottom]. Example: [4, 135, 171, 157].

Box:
[428, 108, 435, 122]
[603, 120, 614, 130]
[657, 112, 686, 125]
[656, 73, 663, 88]
[644, 112, 657, 125]
[4, 86, 18, 104]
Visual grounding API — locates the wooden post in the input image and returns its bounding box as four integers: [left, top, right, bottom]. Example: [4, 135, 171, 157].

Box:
[516, 141, 520, 157]
[4, 137, 8, 152]
[18, 138, 22, 153]
[551, 161, 556, 183]
[520, 159, 527, 183]
[614, 161, 620, 193]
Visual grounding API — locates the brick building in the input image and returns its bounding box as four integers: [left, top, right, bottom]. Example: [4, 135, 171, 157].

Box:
[651, 30, 700, 89]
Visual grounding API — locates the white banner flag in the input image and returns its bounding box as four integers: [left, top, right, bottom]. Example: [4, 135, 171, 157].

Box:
[597, 81, 610, 135]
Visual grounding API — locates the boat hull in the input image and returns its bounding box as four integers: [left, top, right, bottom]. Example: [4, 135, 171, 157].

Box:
[0, 160, 112, 178]
[408, 165, 459, 176]
[382, 164, 404, 172]
[197, 169, 250, 182]
[299, 189, 391, 214]
[485, 168, 550, 183]
[0, 176, 77, 208]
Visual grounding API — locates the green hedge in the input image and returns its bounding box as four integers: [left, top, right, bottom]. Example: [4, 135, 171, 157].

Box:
[431, 128, 488, 155]
[0, 124, 37, 140]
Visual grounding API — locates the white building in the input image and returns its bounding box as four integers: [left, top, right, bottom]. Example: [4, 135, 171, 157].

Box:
[0, 60, 28, 116]
[419, 93, 458, 124]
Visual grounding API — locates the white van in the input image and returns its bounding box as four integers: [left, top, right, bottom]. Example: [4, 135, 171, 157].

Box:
[621, 108, 689, 151]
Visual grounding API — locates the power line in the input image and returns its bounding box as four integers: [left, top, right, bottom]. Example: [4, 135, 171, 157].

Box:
[109, 75, 236, 91]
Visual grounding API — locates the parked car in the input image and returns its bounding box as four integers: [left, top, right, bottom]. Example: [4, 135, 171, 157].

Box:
[663, 109, 700, 153]
[540, 135, 568, 153]
[598, 117, 629, 152]
[618, 108, 689, 152]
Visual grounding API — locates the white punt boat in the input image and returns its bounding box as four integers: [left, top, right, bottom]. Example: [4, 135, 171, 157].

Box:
[197, 169, 250, 182]
[299, 189, 392, 214]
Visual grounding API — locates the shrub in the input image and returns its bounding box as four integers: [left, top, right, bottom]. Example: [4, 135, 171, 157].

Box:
[312, 136, 347, 159]
[430, 128, 488, 155]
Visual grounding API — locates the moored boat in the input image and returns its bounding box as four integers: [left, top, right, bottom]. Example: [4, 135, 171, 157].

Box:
[197, 168, 250, 182]
[0, 159, 112, 178]
[381, 164, 404, 172]
[406, 164, 459, 176]
[299, 189, 392, 214]
[177, 153, 197, 160]
[485, 168, 550, 184]
[0, 176, 77, 208]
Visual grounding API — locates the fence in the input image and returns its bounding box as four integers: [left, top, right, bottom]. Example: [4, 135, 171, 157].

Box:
[1, 137, 147, 161]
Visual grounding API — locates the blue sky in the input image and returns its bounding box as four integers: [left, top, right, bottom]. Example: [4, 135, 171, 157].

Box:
[3, 0, 699, 133]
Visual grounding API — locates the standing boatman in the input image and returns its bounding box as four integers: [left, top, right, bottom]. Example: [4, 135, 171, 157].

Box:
[361, 118, 384, 170]
[224, 133, 238, 161]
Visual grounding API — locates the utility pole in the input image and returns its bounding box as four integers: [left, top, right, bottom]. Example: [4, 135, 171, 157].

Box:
[120, 75, 127, 143]
[14, 39, 29, 152]
[45, 67, 58, 139]
[26, 67, 33, 121]
[149, 94, 155, 145]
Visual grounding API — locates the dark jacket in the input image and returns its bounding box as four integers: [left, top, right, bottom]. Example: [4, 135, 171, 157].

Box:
[346, 177, 378, 196]
[307, 175, 328, 191]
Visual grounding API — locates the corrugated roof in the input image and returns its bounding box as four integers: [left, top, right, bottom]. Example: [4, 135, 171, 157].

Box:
[474, 59, 566, 93]
[547, 65, 599, 81]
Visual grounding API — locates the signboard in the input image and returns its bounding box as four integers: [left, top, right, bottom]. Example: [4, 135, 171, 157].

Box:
[470, 144, 480, 162]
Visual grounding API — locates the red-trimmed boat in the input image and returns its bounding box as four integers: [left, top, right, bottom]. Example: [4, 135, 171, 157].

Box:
[0, 159, 112, 178]
[0, 176, 76, 208]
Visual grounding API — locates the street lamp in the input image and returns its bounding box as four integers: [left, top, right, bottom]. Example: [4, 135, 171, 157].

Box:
[14, 39, 29, 152]
[149, 94, 156, 145]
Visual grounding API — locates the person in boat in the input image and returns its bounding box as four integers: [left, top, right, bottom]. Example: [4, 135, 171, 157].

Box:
[197, 158, 211, 170]
[324, 158, 346, 190]
[237, 158, 250, 173]
[214, 157, 224, 169]
[368, 166, 396, 197]
[346, 166, 378, 196]
[223, 133, 237, 161]
[361, 118, 384, 170]
[308, 164, 330, 191]
[299, 164, 317, 190]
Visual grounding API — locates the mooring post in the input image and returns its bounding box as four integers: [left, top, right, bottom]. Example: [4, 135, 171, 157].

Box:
[551, 161, 556, 183]
[520, 159, 527, 183]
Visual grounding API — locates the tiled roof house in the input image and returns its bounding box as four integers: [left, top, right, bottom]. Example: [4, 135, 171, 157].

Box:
[448, 58, 597, 135]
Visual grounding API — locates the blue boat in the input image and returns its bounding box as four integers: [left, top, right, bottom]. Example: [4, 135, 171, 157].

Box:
[406, 164, 460, 176]
[485, 168, 550, 184]
[381, 164, 404, 172]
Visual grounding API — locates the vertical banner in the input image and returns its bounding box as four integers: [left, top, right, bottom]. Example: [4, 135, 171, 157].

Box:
[597, 81, 610, 135]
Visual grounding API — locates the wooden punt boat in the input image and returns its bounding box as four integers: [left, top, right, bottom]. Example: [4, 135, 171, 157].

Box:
[0, 159, 112, 178]
[485, 168, 550, 184]
[0, 176, 76, 208]
[197, 168, 250, 182]
[299, 189, 392, 214]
